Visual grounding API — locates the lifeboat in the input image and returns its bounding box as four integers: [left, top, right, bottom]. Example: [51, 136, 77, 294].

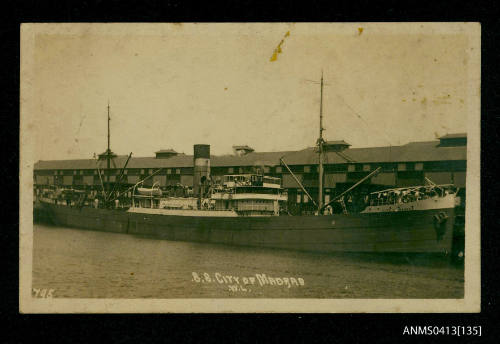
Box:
[136, 187, 162, 196]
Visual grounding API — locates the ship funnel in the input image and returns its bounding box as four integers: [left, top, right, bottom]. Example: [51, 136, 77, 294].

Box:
[193, 144, 210, 197]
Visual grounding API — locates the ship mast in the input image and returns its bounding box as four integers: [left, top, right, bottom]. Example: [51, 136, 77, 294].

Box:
[106, 101, 111, 195]
[317, 72, 325, 213]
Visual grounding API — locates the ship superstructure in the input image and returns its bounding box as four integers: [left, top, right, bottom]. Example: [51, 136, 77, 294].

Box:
[130, 173, 288, 217]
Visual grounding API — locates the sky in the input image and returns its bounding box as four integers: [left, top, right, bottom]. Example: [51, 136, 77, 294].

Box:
[23, 23, 476, 161]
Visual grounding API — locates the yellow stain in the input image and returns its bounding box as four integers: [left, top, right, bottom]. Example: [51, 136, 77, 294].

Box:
[270, 32, 291, 62]
[358, 27, 364, 35]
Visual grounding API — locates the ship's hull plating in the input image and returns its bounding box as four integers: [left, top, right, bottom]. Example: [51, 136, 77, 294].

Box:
[35, 203, 456, 254]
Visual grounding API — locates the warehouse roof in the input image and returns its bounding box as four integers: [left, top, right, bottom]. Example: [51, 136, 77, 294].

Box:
[155, 149, 178, 154]
[324, 140, 351, 146]
[212, 151, 293, 167]
[34, 151, 295, 170]
[34, 137, 466, 171]
[283, 140, 466, 165]
[232, 145, 254, 151]
[439, 133, 467, 139]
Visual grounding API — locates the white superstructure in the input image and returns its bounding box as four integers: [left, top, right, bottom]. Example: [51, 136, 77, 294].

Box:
[129, 174, 288, 216]
[361, 184, 459, 213]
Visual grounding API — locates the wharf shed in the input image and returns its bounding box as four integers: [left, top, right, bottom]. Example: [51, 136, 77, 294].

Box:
[34, 134, 467, 206]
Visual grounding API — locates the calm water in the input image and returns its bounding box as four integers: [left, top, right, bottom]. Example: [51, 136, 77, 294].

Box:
[32, 224, 464, 298]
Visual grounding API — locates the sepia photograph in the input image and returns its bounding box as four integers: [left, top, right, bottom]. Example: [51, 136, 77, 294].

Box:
[19, 23, 480, 313]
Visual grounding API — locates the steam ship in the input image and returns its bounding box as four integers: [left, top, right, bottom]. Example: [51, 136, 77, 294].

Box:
[34, 76, 464, 256]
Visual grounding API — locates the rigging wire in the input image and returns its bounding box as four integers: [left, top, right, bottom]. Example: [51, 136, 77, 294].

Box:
[335, 94, 393, 146]
[334, 93, 395, 162]
[335, 150, 355, 163]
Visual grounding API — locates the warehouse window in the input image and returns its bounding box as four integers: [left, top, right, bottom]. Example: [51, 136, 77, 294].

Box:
[176, 168, 181, 174]
[239, 167, 243, 174]
[296, 194, 301, 203]
[304, 194, 309, 203]
[228, 167, 234, 173]
[304, 166, 311, 173]
[167, 169, 172, 174]
[264, 166, 270, 173]
[398, 163, 406, 171]
[348, 164, 355, 172]
[141, 169, 145, 174]
[415, 162, 423, 171]
[276, 166, 282, 173]
[363, 164, 371, 171]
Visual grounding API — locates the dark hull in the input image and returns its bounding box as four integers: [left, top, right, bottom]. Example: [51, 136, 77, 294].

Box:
[35, 203, 457, 254]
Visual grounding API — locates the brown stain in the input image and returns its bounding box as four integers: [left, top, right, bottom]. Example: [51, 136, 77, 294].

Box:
[224, 87, 228, 91]
[270, 31, 291, 62]
[421, 97, 427, 105]
[358, 27, 364, 35]
[130, 272, 134, 275]
[402, 99, 406, 102]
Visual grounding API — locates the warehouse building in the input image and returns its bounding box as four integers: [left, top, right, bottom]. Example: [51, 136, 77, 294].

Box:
[34, 133, 466, 210]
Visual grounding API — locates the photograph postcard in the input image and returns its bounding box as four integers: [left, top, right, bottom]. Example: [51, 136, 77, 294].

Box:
[19, 22, 480, 313]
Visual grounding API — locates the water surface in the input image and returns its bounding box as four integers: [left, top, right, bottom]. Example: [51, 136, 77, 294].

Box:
[32, 224, 464, 298]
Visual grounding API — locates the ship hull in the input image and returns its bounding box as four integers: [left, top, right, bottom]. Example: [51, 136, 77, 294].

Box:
[35, 203, 456, 254]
